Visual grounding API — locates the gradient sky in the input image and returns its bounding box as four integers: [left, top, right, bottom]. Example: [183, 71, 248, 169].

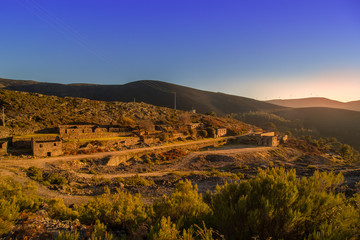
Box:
[1, 0, 359, 102]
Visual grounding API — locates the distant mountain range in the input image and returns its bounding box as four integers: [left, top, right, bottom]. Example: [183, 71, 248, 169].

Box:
[267, 97, 360, 112]
[0, 78, 283, 115]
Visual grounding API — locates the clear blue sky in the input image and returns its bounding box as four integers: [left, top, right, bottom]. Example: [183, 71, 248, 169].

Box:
[1, 0, 359, 101]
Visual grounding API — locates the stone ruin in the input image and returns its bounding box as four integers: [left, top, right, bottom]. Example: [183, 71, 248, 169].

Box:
[32, 137, 63, 157]
[255, 132, 288, 147]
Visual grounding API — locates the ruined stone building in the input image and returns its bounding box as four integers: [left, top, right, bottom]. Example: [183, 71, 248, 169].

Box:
[59, 125, 133, 139]
[255, 132, 288, 147]
[258, 135, 279, 147]
[215, 128, 227, 138]
[32, 137, 63, 157]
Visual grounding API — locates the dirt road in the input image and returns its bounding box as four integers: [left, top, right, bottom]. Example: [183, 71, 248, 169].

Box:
[0, 136, 245, 168]
[74, 145, 274, 179]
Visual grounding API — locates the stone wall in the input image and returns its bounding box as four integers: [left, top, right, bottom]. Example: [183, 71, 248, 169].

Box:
[59, 125, 134, 140]
[215, 128, 227, 138]
[257, 136, 279, 147]
[32, 139, 63, 157]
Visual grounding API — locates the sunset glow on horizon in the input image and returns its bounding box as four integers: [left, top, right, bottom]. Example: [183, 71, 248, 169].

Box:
[227, 69, 360, 102]
[0, 0, 359, 102]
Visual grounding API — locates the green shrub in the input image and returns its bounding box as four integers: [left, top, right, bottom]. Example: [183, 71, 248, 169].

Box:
[27, 166, 43, 181]
[44, 173, 68, 186]
[149, 216, 179, 240]
[0, 176, 43, 235]
[119, 174, 154, 186]
[153, 180, 211, 229]
[90, 220, 114, 240]
[55, 230, 79, 240]
[47, 198, 79, 220]
[0, 199, 19, 235]
[76, 189, 148, 232]
[205, 168, 359, 240]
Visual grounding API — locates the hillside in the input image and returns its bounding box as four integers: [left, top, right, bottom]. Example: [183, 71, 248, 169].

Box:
[273, 107, 360, 150]
[0, 89, 249, 136]
[0, 78, 283, 115]
[267, 97, 360, 112]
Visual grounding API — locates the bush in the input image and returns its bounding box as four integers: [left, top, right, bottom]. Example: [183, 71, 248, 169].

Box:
[27, 166, 43, 181]
[153, 180, 211, 229]
[91, 220, 114, 240]
[44, 173, 68, 186]
[205, 168, 359, 240]
[149, 216, 179, 240]
[0, 176, 43, 236]
[47, 198, 79, 220]
[76, 189, 148, 232]
[116, 174, 155, 186]
[55, 230, 79, 240]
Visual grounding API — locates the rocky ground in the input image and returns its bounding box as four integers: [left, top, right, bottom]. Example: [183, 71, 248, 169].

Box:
[1, 142, 360, 238]
[2, 143, 359, 204]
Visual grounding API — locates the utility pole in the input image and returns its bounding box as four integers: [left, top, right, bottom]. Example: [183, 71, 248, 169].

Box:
[173, 92, 176, 110]
[2, 106, 5, 127]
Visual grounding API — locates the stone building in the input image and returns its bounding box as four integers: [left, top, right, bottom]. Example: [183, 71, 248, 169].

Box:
[215, 128, 227, 138]
[0, 141, 7, 156]
[255, 132, 282, 147]
[258, 136, 279, 147]
[32, 137, 63, 157]
[59, 125, 95, 135]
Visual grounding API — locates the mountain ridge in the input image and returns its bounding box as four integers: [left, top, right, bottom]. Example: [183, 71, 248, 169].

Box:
[267, 97, 360, 112]
[0, 77, 284, 115]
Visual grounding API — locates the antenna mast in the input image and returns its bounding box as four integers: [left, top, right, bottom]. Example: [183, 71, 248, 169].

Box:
[173, 92, 176, 110]
[2, 106, 5, 127]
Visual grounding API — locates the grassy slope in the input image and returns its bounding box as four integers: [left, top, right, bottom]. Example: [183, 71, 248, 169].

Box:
[0, 89, 250, 135]
[274, 107, 360, 150]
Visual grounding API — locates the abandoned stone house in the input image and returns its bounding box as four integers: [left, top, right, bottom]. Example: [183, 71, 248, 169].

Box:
[215, 128, 227, 138]
[12, 136, 33, 148]
[59, 125, 133, 139]
[255, 132, 288, 147]
[258, 136, 279, 147]
[32, 137, 63, 157]
[0, 141, 7, 156]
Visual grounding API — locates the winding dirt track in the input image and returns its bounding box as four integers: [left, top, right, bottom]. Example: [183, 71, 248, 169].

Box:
[74, 145, 274, 179]
[0, 130, 278, 205]
[0, 135, 252, 168]
[0, 143, 273, 205]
